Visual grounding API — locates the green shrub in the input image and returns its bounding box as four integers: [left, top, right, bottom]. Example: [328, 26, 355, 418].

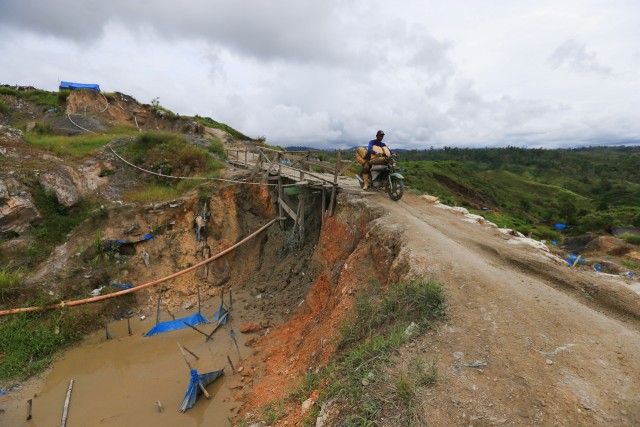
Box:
[207, 137, 226, 159]
[0, 99, 9, 115]
[0, 87, 19, 97]
[124, 132, 222, 179]
[33, 122, 52, 135]
[57, 89, 70, 104]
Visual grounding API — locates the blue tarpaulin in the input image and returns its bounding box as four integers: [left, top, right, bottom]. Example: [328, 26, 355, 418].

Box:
[116, 233, 153, 245]
[564, 253, 586, 266]
[144, 312, 209, 337]
[59, 81, 101, 91]
[554, 223, 568, 230]
[179, 368, 224, 412]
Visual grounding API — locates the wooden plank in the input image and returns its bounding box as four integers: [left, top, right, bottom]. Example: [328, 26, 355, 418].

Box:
[278, 197, 298, 222]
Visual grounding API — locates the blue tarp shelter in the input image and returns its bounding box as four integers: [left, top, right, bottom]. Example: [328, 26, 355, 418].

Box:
[59, 81, 101, 91]
[144, 312, 209, 337]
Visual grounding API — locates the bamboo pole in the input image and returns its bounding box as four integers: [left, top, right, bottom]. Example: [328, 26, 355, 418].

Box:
[177, 343, 210, 399]
[60, 379, 74, 427]
[205, 311, 229, 341]
[182, 345, 200, 360]
[182, 322, 210, 339]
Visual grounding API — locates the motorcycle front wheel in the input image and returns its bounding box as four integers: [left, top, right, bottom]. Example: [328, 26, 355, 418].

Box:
[388, 178, 404, 201]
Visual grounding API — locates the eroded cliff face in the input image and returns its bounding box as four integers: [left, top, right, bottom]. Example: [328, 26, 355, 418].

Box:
[243, 194, 412, 411]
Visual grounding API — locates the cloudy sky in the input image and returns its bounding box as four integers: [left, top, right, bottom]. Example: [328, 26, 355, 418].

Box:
[1, 0, 639, 149]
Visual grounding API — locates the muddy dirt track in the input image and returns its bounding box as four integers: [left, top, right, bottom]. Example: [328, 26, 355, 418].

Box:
[369, 192, 640, 426]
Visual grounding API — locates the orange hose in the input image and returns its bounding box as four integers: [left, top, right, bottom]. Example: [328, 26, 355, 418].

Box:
[0, 218, 278, 316]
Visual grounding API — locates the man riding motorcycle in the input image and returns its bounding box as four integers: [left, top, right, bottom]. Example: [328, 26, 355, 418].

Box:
[356, 130, 392, 190]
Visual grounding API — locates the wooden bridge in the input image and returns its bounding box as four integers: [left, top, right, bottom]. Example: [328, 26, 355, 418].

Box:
[225, 146, 364, 241]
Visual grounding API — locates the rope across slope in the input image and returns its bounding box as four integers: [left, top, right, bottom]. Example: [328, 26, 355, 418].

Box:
[0, 218, 278, 316]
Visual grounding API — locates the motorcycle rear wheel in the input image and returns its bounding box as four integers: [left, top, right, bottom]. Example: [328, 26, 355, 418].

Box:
[388, 179, 404, 201]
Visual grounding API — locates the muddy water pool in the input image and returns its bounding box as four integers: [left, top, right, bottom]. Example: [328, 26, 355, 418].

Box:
[3, 298, 252, 427]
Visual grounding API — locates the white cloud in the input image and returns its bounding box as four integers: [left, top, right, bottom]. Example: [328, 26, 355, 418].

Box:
[547, 39, 612, 75]
[0, 0, 639, 149]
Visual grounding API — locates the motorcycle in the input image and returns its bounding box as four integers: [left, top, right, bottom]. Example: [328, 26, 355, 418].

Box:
[356, 153, 405, 201]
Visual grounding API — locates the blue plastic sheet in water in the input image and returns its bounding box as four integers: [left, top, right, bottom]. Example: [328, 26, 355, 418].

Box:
[144, 312, 209, 337]
[179, 368, 224, 412]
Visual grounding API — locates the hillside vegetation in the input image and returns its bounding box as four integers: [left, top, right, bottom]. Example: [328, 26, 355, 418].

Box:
[399, 146, 640, 239]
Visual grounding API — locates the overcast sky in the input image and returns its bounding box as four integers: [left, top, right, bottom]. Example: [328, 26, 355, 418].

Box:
[1, 0, 639, 149]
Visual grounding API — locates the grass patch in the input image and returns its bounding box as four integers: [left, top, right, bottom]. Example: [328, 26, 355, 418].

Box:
[620, 233, 640, 246]
[0, 87, 65, 109]
[122, 131, 223, 177]
[331, 278, 445, 425]
[0, 307, 103, 381]
[24, 133, 120, 158]
[619, 258, 640, 272]
[121, 183, 182, 203]
[261, 401, 286, 424]
[0, 269, 24, 304]
[272, 278, 445, 427]
[24, 188, 99, 266]
[193, 115, 252, 140]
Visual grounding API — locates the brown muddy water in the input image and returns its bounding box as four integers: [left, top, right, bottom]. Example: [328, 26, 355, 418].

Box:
[2, 294, 253, 427]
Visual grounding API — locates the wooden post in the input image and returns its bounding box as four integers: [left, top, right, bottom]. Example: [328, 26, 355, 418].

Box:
[197, 284, 201, 314]
[329, 185, 337, 216]
[227, 355, 237, 374]
[278, 177, 284, 228]
[230, 329, 241, 360]
[156, 295, 162, 325]
[27, 399, 32, 420]
[298, 195, 306, 246]
[321, 187, 326, 224]
[334, 150, 341, 184]
[205, 311, 229, 341]
[127, 317, 132, 336]
[60, 379, 74, 427]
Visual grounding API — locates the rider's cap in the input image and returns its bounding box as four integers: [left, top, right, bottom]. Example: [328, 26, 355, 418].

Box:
[376, 130, 385, 136]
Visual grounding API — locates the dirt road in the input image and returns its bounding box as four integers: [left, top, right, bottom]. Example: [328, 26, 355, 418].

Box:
[371, 192, 640, 426]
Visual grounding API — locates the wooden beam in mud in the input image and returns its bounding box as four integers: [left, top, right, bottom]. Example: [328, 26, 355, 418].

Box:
[60, 379, 74, 427]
